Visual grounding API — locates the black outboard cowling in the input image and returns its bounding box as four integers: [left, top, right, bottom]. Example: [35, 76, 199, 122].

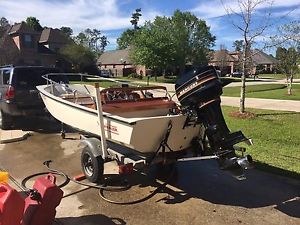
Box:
[175, 66, 253, 178]
[176, 66, 222, 107]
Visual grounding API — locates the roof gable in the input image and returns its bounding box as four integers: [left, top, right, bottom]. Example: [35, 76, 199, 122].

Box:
[211, 50, 238, 62]
[39, 28, 69, 44]
[97, 48, 131, 65]
[251, 50, 278, 65]
[8, 22, 39, 35]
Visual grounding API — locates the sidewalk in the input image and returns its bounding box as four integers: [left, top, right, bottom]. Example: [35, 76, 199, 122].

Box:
[221, 96, 300, 112]
[145, 81, 300, 112]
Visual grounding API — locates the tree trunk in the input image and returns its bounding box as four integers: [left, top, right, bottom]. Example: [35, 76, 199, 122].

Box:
[239, 46, 247, 114]
[240, 69, 246, 113]
[287, 73, 293, 95]
[154, 68, 158, 81]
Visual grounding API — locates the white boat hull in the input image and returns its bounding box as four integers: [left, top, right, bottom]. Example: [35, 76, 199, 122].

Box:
[37, 84, 203, 153]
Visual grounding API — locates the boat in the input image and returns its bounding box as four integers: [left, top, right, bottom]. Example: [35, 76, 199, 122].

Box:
[37, 66, 253, 182]
[37, 79, 202, 154]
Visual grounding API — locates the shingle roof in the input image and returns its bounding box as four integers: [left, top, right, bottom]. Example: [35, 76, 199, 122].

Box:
[251, 49, 279, 65]
[39, 28, 69, 44]
[97, 48, 131, 65]
[8, 22, 39, 35]
[211, 50, 238, 62]
[38, 44, 55, 54]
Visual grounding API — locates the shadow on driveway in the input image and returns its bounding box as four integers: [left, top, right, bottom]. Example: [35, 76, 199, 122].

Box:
[57, 214, 126, 225]
[114, 161, 300, 218]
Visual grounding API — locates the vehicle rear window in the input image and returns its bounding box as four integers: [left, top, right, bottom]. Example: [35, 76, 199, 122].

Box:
[2, 69, 11, 85]
[13, 68, 67, 89]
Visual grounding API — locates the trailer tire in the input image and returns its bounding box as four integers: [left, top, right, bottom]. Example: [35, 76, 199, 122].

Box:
[81, 146, 104, 183]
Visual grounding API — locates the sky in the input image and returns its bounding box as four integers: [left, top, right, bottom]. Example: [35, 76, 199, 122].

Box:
[0, 0, 299, 53]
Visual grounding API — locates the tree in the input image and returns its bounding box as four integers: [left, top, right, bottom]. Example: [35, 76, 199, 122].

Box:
[0, 17, 17, 65]
[0, 17, 9, 27]
[60, 27, 73, 38]
[171, 10, 216, 73]
[60, 44, 96, 72]
[25, 17, 43, 31]
[74, 28, 108, 55]
[117, 29, 136, 49]
[117, 9, 143, 49]
[130, 8, 142, 30]
[0, 17, 9, 38]
[223, 0, 273, 113]
[233, 40, 243, 51]
[275, 21, 300, 95]
[99, 36, 109, 52]
[131, 17, 175, 78]
[215, 45, 229, 76]
[131, 10, 215, 76]
[276, 47, 300, 95]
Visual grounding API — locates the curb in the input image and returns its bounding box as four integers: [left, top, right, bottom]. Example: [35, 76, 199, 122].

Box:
[0, 131, 32, 144]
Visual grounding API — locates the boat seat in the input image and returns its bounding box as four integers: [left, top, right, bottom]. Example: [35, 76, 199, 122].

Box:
[61, 94, 96, 108]
[103, 98, 177, 114]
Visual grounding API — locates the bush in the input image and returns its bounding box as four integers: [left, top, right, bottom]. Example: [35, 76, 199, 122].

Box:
[128, 73, 143, 80]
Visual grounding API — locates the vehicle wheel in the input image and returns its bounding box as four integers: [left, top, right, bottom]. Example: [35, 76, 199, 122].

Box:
[81, 146, 104, 183]
[0, 110, 12, 130]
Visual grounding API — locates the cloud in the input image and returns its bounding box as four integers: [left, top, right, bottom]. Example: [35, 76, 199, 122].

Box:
[0, 0, 164, 50]
[0, 0, 160, 33]
[191, 0, 300, 19]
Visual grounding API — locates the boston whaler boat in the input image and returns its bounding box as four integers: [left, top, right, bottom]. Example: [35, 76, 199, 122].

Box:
[37, 66, 253, 182]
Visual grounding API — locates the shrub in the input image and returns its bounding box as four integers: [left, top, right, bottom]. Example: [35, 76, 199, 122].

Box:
[128, 73, 143, 79]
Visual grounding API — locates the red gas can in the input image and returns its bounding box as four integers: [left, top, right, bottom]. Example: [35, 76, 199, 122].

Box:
[0, 184, 25, 225]
[22, 174, 63, 225]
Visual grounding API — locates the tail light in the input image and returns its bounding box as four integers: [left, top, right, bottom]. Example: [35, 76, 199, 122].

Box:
[5, 86, 15, 100]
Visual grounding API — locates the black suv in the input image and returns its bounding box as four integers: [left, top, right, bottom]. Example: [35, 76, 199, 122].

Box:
[0, 65, 64, 130]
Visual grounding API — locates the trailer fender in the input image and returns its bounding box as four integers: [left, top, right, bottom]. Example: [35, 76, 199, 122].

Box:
[79, 137, 102, 158]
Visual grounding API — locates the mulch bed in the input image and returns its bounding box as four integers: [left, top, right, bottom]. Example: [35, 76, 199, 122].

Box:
[229, 111, 256, 119]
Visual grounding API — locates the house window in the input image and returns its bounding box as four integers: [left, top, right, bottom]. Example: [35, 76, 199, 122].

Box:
[23, 34, 34, 48]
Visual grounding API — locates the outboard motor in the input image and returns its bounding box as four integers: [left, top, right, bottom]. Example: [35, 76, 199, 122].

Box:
[175, 66, 253, 179]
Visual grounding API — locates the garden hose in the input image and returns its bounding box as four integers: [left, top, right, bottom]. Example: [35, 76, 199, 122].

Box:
[98, 166, 175, 205]
[20, 160, 175, 205]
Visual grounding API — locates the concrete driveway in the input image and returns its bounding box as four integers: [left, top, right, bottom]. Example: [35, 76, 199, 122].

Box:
[0, 125, 299, 225]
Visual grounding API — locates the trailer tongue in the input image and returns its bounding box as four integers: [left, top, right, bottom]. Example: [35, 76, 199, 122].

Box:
[175, 66, 253, 179]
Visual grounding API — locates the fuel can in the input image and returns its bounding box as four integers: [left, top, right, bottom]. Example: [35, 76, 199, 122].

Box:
[22, 174, 63, 225]
[0, 184, 25, 225]
[0, 172, 9, 184]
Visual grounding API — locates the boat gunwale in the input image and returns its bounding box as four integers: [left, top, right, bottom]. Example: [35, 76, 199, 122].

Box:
[37, 85, 137, 126]
[37, 85, 184, 126]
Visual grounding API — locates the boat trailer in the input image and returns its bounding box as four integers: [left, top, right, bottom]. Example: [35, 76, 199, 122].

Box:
[78, 67, 254, 183]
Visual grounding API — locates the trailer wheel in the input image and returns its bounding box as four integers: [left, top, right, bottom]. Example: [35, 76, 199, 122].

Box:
[81, 146, 104, 183]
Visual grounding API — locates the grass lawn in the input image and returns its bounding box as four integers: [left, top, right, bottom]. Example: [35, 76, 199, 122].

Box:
[223, 106, 300, 179]
[70, 80, 130, 88]
[258, 73, 300, 79]
[223, 83, 300, 100]
[118, 75, 177, 84]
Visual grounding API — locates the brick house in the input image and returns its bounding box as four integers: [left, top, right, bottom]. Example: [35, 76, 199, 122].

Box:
[0, 22, 70, 67]
[97, 48, 147, 77]
[208, 50, 239, 75]
[209, 49, 278, 75]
